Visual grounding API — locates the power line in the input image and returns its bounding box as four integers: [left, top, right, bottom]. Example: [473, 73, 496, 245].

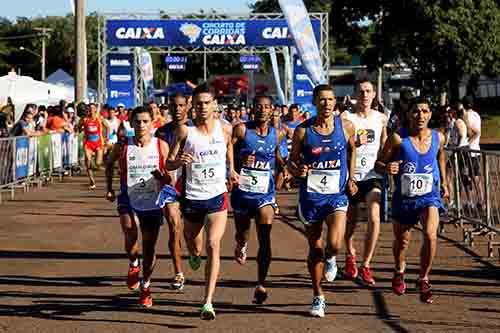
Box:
[0, 33, 43, 41]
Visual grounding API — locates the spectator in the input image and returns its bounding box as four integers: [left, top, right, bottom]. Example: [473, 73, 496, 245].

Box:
[10, 109, 43, 137]
[46, 105, 71, 133]
[0, 112, 9, 137]
[0, 97, 15, 129]
[35, 105, 48, 131]
[64, 106, 77, 132]
[116, 103, 128, 121]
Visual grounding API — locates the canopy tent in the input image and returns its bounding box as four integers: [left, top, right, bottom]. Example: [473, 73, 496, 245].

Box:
[0, 72, 68, 122]
[46, 69, 98, 102]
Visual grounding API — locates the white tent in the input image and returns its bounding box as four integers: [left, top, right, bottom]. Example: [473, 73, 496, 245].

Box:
[0, 72, 68, 121]
[46, 69, 97, 102]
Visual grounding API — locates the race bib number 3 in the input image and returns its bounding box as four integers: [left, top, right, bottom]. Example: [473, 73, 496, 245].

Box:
[401, 173, 433, 197]
[239, 168, 270, 194]
[191, 161, 226, 185]
[128, 172, 157, 198]
[307, 169, 340, 194]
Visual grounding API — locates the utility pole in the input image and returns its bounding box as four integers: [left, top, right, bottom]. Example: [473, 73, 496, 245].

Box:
[33, 27, 52, 81]
[75, 0, 87, 103]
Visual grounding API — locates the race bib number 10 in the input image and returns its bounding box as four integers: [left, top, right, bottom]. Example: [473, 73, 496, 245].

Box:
[401, 173, 433, 197]
[307, 169, 340, 194]
[191, 161, 226, 186]
[239, 168, 270, 194]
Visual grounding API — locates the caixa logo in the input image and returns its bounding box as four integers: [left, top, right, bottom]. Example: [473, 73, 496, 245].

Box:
[115, 27, 165, 40]
[16, 147, 28, 166]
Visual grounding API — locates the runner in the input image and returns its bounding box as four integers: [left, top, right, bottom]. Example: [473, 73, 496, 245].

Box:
[149, 102, 166, 132]
[375, 96, 449, 304]
[284, 104, 304, 189]
[342, 79, 388, 286]
[105, 107, 121, 152]
[105, 105, 169, 308]
[231, 95, 284, 304]
[154, 94, 192, 291]
[270, 107, 289, 191]
[77, 103, 110, 189]
[162, 83, 236, 320]
[288, 84, 357, 318]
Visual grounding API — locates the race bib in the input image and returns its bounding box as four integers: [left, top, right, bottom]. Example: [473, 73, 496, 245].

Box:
[191, 161, 226, 186]
[401, 173, 433, 197]
[239, 168, 270, 194]
[127, 169, 157, 199]
[355, 152, 377, 180]
[307, 169, 340, 194]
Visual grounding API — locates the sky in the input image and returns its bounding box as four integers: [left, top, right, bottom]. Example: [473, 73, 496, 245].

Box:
[3, 0, 254, 20]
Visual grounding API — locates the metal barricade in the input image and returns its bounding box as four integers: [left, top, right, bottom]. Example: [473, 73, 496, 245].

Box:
[445, 147, 500, 256]
[0, 137, 15, 202]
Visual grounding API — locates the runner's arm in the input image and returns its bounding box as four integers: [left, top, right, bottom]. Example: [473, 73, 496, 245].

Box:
[375, 133, 402, 175]
[343, 119, 357, 182]
[105, 143, 123, 195]
[287, 125, 306, 177]
[166, 125, 189, 171]
[275, 130, 285, 170]
[437, 131, 449, 200]
[224, 122, 237, 180]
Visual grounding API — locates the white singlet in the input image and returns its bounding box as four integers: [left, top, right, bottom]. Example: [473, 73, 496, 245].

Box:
[107, 118, 120, 144]
[125, 137, 162, 211]
[345, 110, 384, 181]
[183, 120, 227, 200]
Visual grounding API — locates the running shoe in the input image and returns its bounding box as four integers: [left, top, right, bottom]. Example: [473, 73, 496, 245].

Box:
[200, 303, 216, 320]
[89, 183, 96, 190]
[392, 272, 406, 296]
[310, 295, 325, 318]
[171, 273, 185, 291]
[127, 265, 140, 290]
[359, 266, 376, 286]
[234, 242, 248, 265]
[343, 255, 358, 280]
[324, 257, 338, 282]
[416, 278, 433, 304]
[188, 255, 202, 271]
[139, 286, 153, 308]
[253, 286, 268, 304]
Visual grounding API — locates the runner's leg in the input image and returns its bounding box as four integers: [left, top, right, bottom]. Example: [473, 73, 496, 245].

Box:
[419, 207, 439, 280]
[392, 221, 412, 273]
[120, 213, 139, 261]
[344, 204, 359, 257]
[305, 222, 324, 297]
[95, 148, 104, 171]
[255, 205, 274, 286]
[164, 202, 183, 275]
[203, 210, 227, 305]
[141, 223, 161, 284]
[84, 147, 95, 187]
[325, 210, 347, 259]
[362, 190, 381, 267]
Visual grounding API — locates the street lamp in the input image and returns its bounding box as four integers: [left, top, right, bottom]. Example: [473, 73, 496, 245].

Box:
[18, 46, 46, 81]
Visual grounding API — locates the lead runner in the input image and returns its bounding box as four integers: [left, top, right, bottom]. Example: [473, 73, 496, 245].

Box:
[288, 84, 358, 317]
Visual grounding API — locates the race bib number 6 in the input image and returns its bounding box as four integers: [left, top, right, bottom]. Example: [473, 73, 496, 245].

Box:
[191, 161, 226, 185]
[239, 168, 270, 194]
[307, 169, 340, 194]
[401, 173, 433, 197]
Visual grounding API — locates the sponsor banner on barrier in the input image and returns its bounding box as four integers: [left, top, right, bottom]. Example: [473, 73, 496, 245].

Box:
[62, 133, 70, 168]
[293, 51, 316, 115]
[106, 19, 320, 47]
[15, 137, 29, 180]
[0, 139, 14, 186]
[106, 53, 135, 108]
[38, 135, 51, 173]
[51, 134, 62, 170]
[28, 137, 37, 176]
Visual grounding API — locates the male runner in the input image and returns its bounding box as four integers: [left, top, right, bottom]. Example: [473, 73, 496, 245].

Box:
[343, 80, 388, 286]
[77, 103, 110, 189]
[105, 107, 121, 152]
[105, 106, 168, 308]
[376, 96, 449, 304]
[164, 83, 236, 320]
[154, 94, 191, 290]
[231, 95, 284, 304]
[288, 84, 357, 318]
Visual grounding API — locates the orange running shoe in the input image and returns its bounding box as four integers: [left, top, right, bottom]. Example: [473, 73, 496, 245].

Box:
[127, 265, 140, 290]
[139, 286, 153, 308]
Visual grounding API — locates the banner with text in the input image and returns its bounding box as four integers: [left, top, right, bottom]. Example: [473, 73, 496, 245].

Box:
[106, 19, 320, 48]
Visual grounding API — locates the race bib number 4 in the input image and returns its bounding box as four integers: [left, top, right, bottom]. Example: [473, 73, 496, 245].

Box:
[191, 161, 226, 186]
[401, 173, 433, 197]
[239, 168, 270, 194]
[307, 169, 340, 194]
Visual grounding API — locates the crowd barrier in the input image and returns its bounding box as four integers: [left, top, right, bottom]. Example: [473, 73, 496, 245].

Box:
[445, 147, 500, 257]
[0, 133, 84, 203]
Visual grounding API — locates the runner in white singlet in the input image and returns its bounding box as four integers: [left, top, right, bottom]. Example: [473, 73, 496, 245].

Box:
[166, 83, 237, 321]
[342, 79, 388, 286]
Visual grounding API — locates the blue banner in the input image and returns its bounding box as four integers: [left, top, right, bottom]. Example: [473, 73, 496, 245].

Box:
[106, 19, 320, 47]
[279, 0, 326, 85]
[165, 55, 188, 71]
[15, 137, 29, 180]
[106, 53, 135, 108]
[293, 52, 316, 115]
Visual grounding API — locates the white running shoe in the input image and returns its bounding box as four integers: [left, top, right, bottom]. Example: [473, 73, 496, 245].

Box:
[324, 256, 338, 282]
[310, 295, 325, 318]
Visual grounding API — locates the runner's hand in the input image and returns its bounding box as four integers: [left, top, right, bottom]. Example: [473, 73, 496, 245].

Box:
[347, 178, 358, 197]
[229, 169, 240, 185]
[106, 190, 116, 202]
[386, 160, 402, 175]
[298, 164, 309, 178]
[441, 183, 450, 201]
[176, 152, 193, 166]
[151, 169, 171, 185]
[243, 152, 256, 167]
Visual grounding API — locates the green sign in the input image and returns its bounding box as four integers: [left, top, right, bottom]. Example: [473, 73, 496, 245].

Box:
[38, 134, 51, 173]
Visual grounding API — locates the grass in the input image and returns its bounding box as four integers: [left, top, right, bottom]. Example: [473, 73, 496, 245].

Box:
[481, 114, 500, 142]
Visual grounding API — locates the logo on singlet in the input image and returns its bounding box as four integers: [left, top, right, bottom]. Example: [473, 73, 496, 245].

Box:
[403, 162, 416, 173]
